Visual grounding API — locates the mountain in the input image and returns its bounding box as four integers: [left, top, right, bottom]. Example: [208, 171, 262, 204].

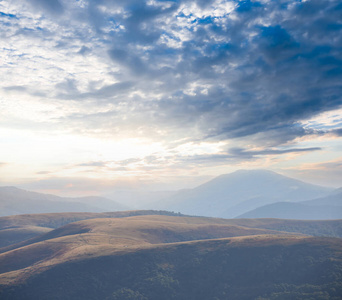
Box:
[0, 187, 128, 217]
[238, 188, 342, 220]
[0, 213, 341, 300]
[104, 190, 177, 209]
[301, 187, 342, 206]
[156, 170, 332, 218]
[238, 202, 342, 220]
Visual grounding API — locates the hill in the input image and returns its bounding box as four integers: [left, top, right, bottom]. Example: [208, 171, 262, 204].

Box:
[301, 188, 342, 206]
[226, 218, 342, 238]
[0, 215, 296, 286]
[156, 170, 331, 218]
[0, 214, 341, 300]
[238, 202, 342, 220]
[0, 226, 52, 248]
[0, 187, 127, 216]
[0, 211, 185, 248]
[237, 188, 342, 220]
[1, 211, 342, 250]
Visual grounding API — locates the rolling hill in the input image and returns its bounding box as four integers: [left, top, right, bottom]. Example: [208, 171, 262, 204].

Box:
[238, 202, 342, 220]
[0, 186, 128, 216]
[0, 210, 185, 249]
[0, 212, 341, 299]
[156, 170, 332, 218]
[301, 188, 342, 206]
[1, 211, 342, 250]
[238, 187, 342, 220]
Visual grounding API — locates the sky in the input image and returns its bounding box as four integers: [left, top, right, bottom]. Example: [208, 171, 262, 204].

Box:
[0, 0, 342, 196]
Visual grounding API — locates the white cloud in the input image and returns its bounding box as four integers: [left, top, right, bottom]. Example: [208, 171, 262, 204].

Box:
[0, 0, 341, 189]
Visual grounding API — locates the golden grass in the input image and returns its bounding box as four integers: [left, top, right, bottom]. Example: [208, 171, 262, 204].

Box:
[1, 214, 341, 288]
[0, 226, 52, 248]
[0, 215, 308, 286]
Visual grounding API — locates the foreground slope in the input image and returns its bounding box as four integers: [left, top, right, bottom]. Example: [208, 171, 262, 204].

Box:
[157, 170, 331, 218]
[0, 214, 341, 299]
[0, 235, 341, 300]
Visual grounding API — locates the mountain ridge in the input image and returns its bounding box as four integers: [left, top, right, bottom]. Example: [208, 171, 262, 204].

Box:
[156, 169, 332, 218]
[0, 186, 128, 217]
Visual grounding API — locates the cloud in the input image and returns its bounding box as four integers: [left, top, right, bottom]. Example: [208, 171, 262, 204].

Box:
[173, 146, 322, 165]
[1, 0, 342, 181]
[36, 171, 52, 175]
[332, 128, 342, 136]
[76, 161, 108, 168]
[19, 176, 158, 196]
[3, 86, 28, 93]
[284, 158, 342, 188]
[28, 0, 64, 16]
[227, 147, 322, 160]
[70, 146, 322, 174]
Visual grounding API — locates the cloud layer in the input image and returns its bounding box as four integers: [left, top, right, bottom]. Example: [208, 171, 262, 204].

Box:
[1, 0, 342, 189]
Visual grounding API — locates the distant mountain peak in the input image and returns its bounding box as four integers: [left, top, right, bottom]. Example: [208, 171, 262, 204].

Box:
[158, 169, 332, 218]
[219, 169, 282, 179]
[233, 169, 275, 174]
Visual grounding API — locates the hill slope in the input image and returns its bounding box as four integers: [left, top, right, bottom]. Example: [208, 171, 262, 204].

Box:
[157, 170, 331, 218]
[0, 214, 341, 300]
[0, 211, 186, 248]
[1, 211, 342, 250]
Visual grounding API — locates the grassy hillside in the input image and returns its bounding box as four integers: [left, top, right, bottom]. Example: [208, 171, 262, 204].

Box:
[0, 210, 185, 229]
[0, 213, 341, 299]
[0, 226, 52, 248]
[1, 211, 342, 251]
[227, 218, 342, 238]
[0, 215, 293, 266]
[0, 211, 186, 248]
[0, 234, 341, 300]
